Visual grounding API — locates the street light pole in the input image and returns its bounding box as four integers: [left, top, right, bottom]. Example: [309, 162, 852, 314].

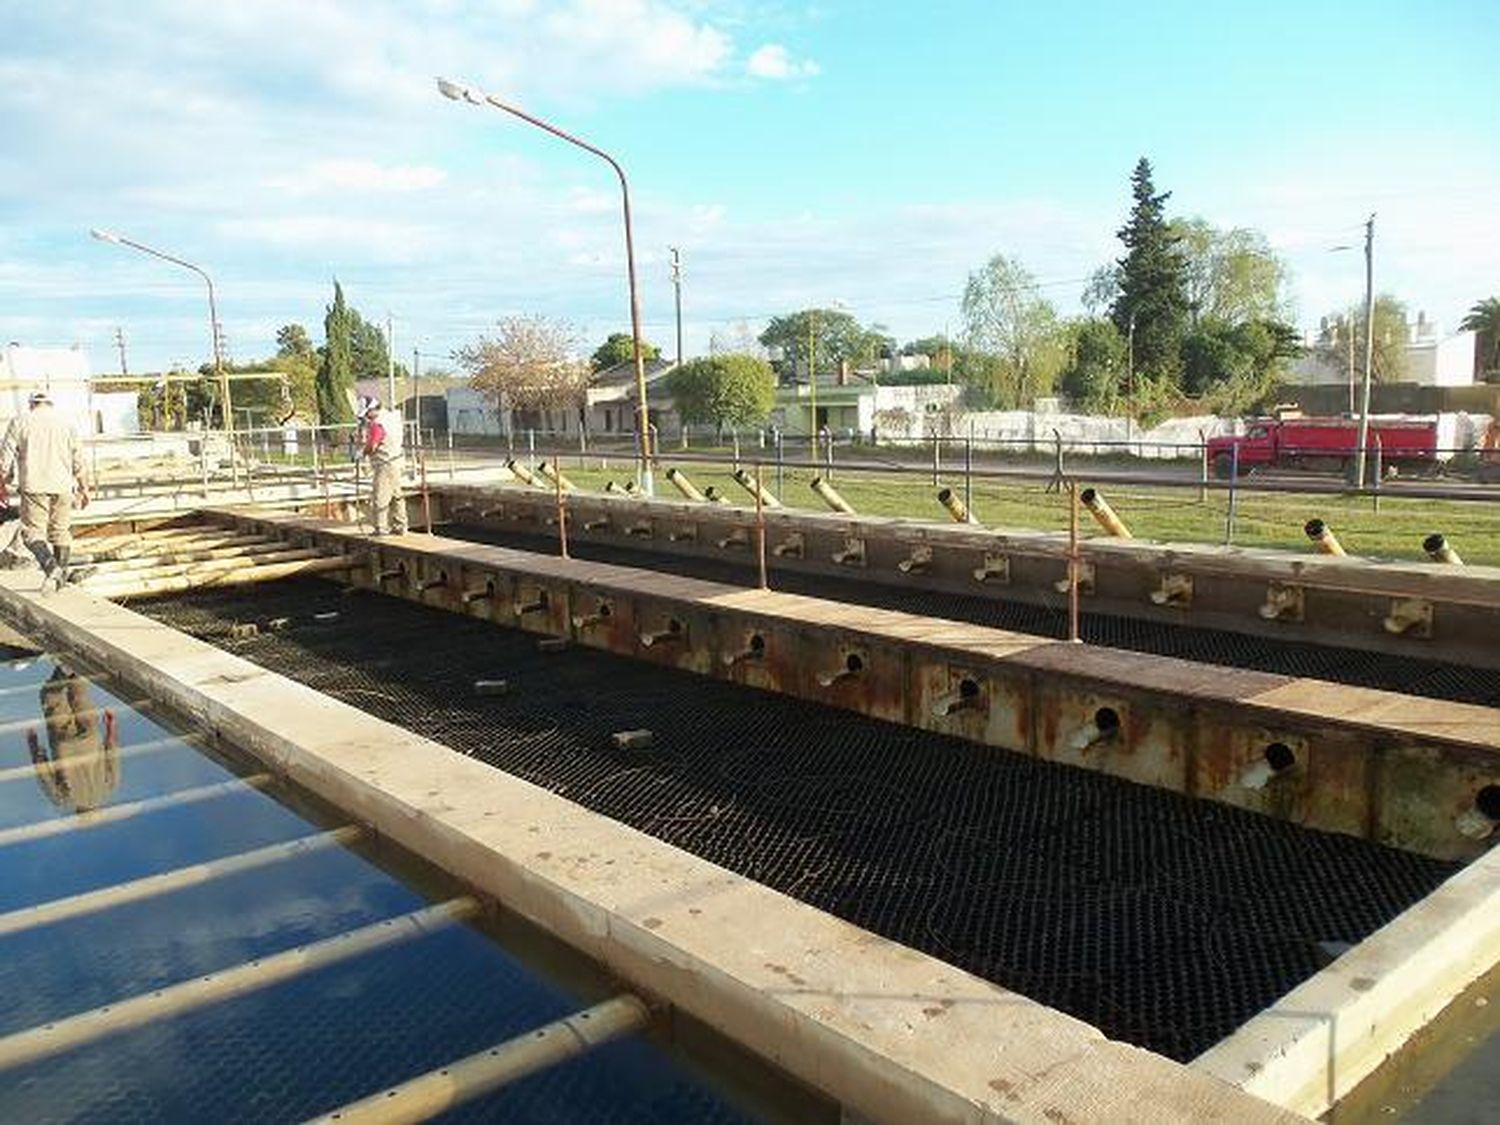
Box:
[89, 228, 231, 438]
[1353, 214, 1376, 488]
[669, 247, 683, 368]
[437, 77, 654, 495]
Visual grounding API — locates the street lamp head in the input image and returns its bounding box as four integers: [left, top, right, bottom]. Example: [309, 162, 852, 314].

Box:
[89, 228, 121, 244]
[435, 77, 485, 105]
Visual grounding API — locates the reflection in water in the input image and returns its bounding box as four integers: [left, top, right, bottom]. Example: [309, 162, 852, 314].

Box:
[28, 666, 119, 813]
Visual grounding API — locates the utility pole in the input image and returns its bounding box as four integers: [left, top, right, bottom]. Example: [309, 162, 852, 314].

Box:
[1346, 318, 1354, 415]
[669, 247, 683, 367]
[1354, 214, 1376, 488]
[386, 314, 396, 409]
[114, 327, 129, 376]
[412, 347, 421, 428]
[808, 310, 818, 452]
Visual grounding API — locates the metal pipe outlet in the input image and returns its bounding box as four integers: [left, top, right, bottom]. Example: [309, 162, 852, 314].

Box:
[1304, 519, 1346, 556]
[664, 467, 707, 503]
[536, 460, 576, 492]
[1423, 533, 1463, 565]
[936, 487, 978, 524]
[504, 459, 540, 486]
[809, 476, 856, 514]
[1079, 488, 1132, 538]
[731, 467, 782, 508]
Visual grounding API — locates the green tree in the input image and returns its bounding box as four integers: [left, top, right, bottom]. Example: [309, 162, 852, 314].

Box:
[317, 281, 355, 424]
[276, 323, 315, 361]
[1058, 318, 1127, 411]
[665, 355, 775, 429]
[1111, 158, 1189, 384]
[348, 313, 409, 385]
[1460, 297, 1500, 377]
[1315, 296, 1411, 385]
[758, 308, 883, 379]
[590, 332, 660, 372]
[960, 253, 1065, 408]
[1173, 219, 1291, 325]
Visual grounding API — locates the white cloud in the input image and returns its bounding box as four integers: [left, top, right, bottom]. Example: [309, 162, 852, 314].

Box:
[264, 161, 447, 197]
[746, 43, 820, 80]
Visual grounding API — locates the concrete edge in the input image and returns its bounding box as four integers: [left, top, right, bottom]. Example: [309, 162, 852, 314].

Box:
[0, 576, 1303, 1125]
[1191, 842, 1500, 1117]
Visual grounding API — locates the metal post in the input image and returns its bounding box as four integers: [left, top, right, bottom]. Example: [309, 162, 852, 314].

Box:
[1198, 428, 1208, 503]
[931, 433, 940, 486]
[447, 431, 455, 480]
[775, 428, 785, 498]
[555, 462, 568, 559]
[436, 79, 653, 494]
[1373, 435, 1383, 513]
[825, 430, 834, 483]
[1067, 480, 1081, 644]
[964, 434, 973, 515]
[732, 431, 741, 470]
[418, 442, 433, 534]
[754, 461, 768, 590]
[1354, 213, 1376, 488]
[670, 246, 683, 367]
[1225, 442, 1240, 546]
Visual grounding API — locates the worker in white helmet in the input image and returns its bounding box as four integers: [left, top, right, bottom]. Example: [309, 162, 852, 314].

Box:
[359, 397, 408, 535]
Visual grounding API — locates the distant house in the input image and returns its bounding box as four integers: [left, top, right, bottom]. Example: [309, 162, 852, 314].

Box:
[443, 358, 679, 440]
[769, 375, 962, 438]
[585, 357, 678, 437]
[1290, 317, 1478, 389]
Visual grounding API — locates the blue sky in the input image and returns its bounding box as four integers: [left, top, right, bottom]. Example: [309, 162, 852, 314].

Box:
[2, 0, 1496, 375]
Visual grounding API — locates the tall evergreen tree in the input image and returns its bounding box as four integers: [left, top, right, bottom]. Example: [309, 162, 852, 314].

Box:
[1111, 158, 1188, 386]
[317, 281, 355, 424]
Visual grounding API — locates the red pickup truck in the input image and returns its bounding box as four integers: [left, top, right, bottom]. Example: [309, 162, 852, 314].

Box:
[1206, 417, 1441, 479]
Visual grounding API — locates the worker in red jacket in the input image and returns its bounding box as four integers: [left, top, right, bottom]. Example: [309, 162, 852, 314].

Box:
[359, 397, 408, 536]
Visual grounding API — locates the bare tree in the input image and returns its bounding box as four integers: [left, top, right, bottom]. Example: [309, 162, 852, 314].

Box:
[452, 315, 589, 422]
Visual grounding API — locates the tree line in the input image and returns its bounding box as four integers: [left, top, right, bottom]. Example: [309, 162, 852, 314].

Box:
[144, 159, 1500, 434]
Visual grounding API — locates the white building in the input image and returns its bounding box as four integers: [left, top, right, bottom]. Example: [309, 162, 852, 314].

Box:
[1291, 318, 1478, 389]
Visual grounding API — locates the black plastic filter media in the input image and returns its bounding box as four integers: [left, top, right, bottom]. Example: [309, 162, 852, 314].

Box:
[135, 579, 1461, 1063]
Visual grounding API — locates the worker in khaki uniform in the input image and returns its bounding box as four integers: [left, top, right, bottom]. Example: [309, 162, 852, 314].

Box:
[0, 391, 89, 591]
[29, 665, 119, 814]
[359, 397, 408, 536]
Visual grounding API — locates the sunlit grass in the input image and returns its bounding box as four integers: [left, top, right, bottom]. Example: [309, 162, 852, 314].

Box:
[545, 457, 1500, 567]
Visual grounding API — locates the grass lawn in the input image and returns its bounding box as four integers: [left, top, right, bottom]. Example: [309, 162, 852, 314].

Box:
[543, 458, 1500, 567]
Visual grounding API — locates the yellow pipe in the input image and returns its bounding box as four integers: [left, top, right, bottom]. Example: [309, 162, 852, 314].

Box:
[1304, 519, 1346, 556]
[1423, 533, 1463, 565]
[810, 476, 855, 514]
[504, 459, 540, 486]
[535, 460, 576, 492]
[0, 899, 477, 1071]
[1080, 488, 1132, 538]
[307, 995, 650, 1125]
[664, 467, 707, 503]
[730, 468, 782, 508]
[936, 487, 977, 524]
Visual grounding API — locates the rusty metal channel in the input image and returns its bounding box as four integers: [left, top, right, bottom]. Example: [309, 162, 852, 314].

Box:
[439, 520, 1500, 707]
[133, 578, 1461, 1065]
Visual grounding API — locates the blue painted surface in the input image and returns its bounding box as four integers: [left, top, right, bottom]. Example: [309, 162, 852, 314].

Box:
[0, 659, 761, 1123]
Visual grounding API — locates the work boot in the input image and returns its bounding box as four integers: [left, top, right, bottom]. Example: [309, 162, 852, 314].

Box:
[26, 540, 59, 591]
[52, 545, 70, 584]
